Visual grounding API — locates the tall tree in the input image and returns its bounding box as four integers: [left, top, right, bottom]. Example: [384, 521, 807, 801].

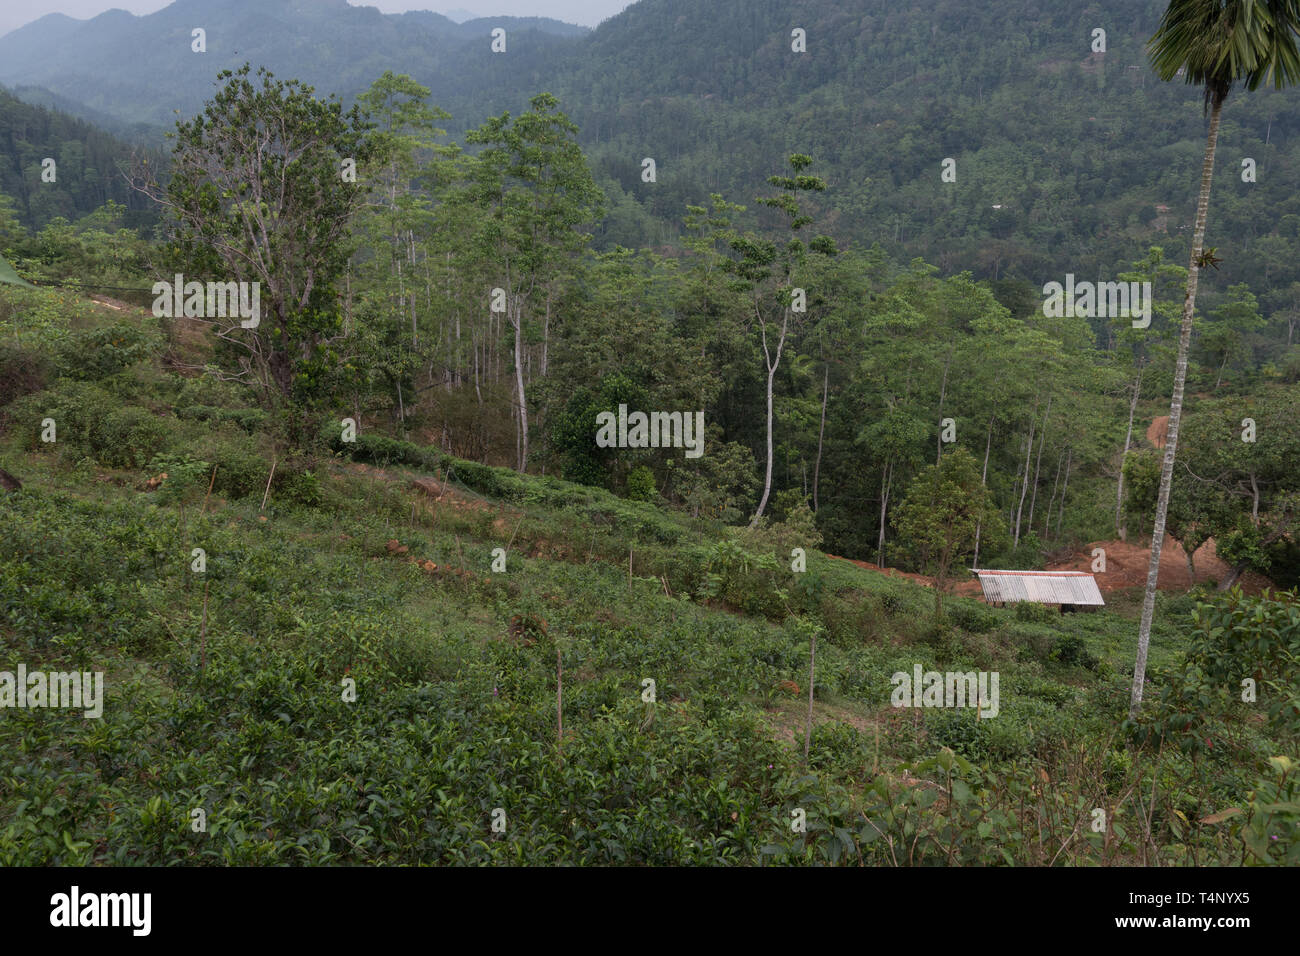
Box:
[133, 65, 372, 423]
[1112, 247, 1183, 540]
[894, 447, 1003, 616]
[736, 154, 836, 526]
[460, 93, 604, 473]
[1132, 0, 1300, 718]
[351, 72, 455, 427]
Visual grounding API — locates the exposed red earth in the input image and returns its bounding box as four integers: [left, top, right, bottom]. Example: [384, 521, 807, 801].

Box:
[828, 536, 1272, 598]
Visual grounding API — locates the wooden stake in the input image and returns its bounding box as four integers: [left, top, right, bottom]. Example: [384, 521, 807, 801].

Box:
[260, 458, 277, 513]
[556, 647, 564, 761]
[201, 464, 218, 515]
[505, 512, 525, 554]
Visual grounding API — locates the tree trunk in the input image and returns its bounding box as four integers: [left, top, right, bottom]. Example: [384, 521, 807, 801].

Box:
[1115, 371, 1141, 540]
[541, 286, 551, 377]
[1044, 448, 1064, 540]
[512, 297, 528, 473]
[813, 362, 828, 513]
[877, 457, 893, 566]
[1027, 397, 1051, 536]
[1131, 94, 1224, 719]
[1057, 447, 1072, 538]
[1014, 403, 1038, 546]
[751, 306, 789, 526]
[1218, 563, 1246, 592]
[972, 415, 994, 570]
[936, 347, 952, 465]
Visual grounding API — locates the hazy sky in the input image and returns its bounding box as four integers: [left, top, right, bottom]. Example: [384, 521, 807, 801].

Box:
[0, 1, 635, 41]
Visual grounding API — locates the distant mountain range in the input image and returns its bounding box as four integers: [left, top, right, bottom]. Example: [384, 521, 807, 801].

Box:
[0, 0, 587, 128]
[3, 0, 1299, 296]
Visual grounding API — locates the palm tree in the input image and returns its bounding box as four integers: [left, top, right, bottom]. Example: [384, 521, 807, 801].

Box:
[1130, 0, 1300, 719]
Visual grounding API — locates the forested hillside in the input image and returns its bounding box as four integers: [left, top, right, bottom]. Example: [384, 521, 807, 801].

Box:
[0, 88, 157, 231]
[5, 0, 1300, 299]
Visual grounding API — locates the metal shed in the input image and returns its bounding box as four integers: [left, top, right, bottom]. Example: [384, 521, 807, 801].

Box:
[973, 570, 1104, 609]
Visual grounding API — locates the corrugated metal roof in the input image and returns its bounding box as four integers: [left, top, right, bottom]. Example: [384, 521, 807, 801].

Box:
[973, 570, 1104, 606]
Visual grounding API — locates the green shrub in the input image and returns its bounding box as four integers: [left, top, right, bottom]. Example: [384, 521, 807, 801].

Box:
[192, 425, 271, 498]
[9, 381, 115, 455]
[949, 601, 997, 634]
[625, 464, 657, 502]
[94, 406, 172, 469]
[0, 343, 51, 406]
[1049, 633, 1099, 671]
[1014, 601, 1058, 624]
[55, 321, 157, 380]
[176, 404, 267, 434]
[274, 464, 323, 507]
[808, 722, 866, 774]
[146, 453, 213, 503]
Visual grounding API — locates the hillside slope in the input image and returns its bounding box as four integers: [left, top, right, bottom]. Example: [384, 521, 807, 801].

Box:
[1, 284, 1294, 866]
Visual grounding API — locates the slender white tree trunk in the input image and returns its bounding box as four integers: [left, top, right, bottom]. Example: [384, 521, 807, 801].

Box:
[751, 306, 789, 526]
[513, 295, 528, 473]
[1057, 447, 1072, 537]
[972, 415, 994, 569]
[1027, 397, 1051, 535]
[813, 362, 828, 512]
[1115, 369, 1142, 540]
[877, 457, 893, 565]
[1014, 401, 1038, 546]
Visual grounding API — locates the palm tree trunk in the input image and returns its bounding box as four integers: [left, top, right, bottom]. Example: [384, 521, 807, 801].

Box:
[1131, 95, 1223, 719]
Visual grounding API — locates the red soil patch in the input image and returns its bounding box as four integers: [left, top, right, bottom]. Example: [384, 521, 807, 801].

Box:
[1147, 415, 1169, 449]
[827, 535, 1271, 597]
[1046, 537, 1272, 595]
